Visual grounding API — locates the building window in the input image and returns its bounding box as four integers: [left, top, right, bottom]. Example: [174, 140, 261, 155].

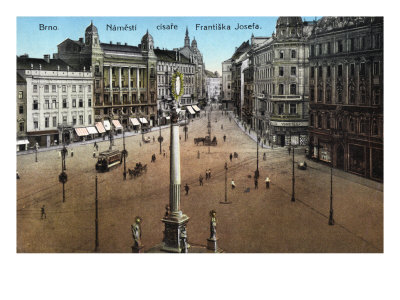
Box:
[33, 85, 38, 93]
[318, 115, 322, 128]
[79, 99, 83, 108]
[326, 42, 331, 54]
[349, 85, 355, 104]
[350, 64, 355, 77]
[62, 116, 67, 124]
[360, 120, 368, 135]
[310, 67, 315, 78]
[62, 85, 66, 92]
[72, 85, 76, 92]
[18, 91, 23, 99]
[310, 87, 315, 102]
[73, 116, 77, 125]
[88, 115, 92, 125]
[278, 103, 284, 114]
[33, 100, 38, 110]
[360, 63, 366, 77]
[280, 51, 284, 59]
[19, 105, 23, 114]
[326, 87, 331, 103]
[34, 121, 38, 129]
[79, 115, 84, 125]
[95, 80, 100, 88]
[318, 87, 323, 102]
[291, 67, 296, 76]
[349, 118, 355, 132]
[278, 84, 284, 95]
[318, 66, 322, 78]
[19, 122, 24, 132]
[291, 50, 296, 58]
[290, 103, 296, 114]
[79, 85, 83, 92]
[52, 85, 56, 93]
[290, 84, 296, 95]
[45, 117, 49, 128]
[44, 85, 49, 93]
[338, 65, 343, 77]
[373, 88, 381, 105]
[373, 62, 380, 76]
[52, 116, 57, 127]
[72, 99, 76, 108]
[88, 85, 91, 92]
[63, 99, 67, 108]
[279, 67, 284, 76]
[327, 116, 331, 129]
[318, 44, 323, 56]
[337, 40, 343, 53]
[88, 99, 92, 107]
[360, 85, 366, 104]
[45, 99, 50, 109]
[350, 38, 355, 52]
[52, 99, 57, 109]
[372, 120, 379, 136]
[310, 45, 315, 56]
[327, 66, 331, 78]
[310, 114, 314, 127]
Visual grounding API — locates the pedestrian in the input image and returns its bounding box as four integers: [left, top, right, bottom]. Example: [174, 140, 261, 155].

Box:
[208, 169, 212, 179]
[254, 178, 258, 189]
[288, 147, 291, 155]
[94, 141, 97, 149]
[93, 150, 96, 158]
[17, 171, 20, 180]
[163, 149, 166, 158]
[199, 174, 203, 186]
[71, 148, 74, 157]
[231, 179, 236, 189]
[221, 124, 223, 130]
[41, 205, 46, 219]
[197, 150, 200, 159]
[153, 136, 155, 143]
[223, 135, 226, 142]
[140, 142, 142, 147]
[184, 183, 189, 195]
[229, 153, 233, 162]
[265, 177, 270, 189]
[263, 153, 266, 161]
[96, 144, 99, 151]
[205, 170, 209, 180]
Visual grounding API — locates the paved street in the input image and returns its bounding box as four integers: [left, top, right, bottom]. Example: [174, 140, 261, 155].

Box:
[17, 108, 383, 253]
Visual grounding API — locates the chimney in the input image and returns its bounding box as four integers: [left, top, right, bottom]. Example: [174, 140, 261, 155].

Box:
[79, 37, 83, 43]
[117, 42, 121, 45]
[43, 54, 50, 63]
[125, 43, 128, 45]
[110, 41, 112, 44]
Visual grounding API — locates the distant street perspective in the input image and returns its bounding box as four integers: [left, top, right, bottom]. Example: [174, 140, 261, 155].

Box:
[17, 105, 383, 253]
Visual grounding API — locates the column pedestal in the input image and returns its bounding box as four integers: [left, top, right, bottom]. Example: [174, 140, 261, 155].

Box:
[131, 245, 144, 253]
[207, 238, 218, 252]
[161, 214, 189, 253]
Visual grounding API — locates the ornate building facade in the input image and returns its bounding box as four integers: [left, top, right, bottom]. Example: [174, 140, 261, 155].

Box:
[56, 22, 158, 128]
[251, 17, 313, 146]
[308, 17, 383, 181]
[221, 59, 233, 109]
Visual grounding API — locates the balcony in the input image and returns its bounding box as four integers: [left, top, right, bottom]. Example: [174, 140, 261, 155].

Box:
[270, 114, 301, 121]
[270, 95, 302, 101]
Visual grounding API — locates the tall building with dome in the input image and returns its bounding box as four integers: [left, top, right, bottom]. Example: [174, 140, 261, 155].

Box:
[56, 22, 158, 127]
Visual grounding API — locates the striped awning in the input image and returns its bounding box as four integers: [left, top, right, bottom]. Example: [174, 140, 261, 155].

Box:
[75, 127, 89, 136]
[130, 118, 140, 126]
[86, 126, 98, 135]
[95, 122, 106, 133]
[17, 139, 29, 145]
[139, 117, 148, 124]
[192, 105, 201, 112]
[103, 120, 111, 131]
[112, 120, 123, 129]
[186, 106, 195, 115]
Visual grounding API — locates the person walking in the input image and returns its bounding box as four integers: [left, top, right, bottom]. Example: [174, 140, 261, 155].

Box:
[208, 169, 212, 179]
[199, 174, 203, 186]
[163, 149, 166, 158]
[41, 205, 46, 219]
[93, 150, 96, 158]
[71, 148, 74, 157]
[265, 177, 271, 189]
[288, 147, 291, 155]
[221, 124, 223, 130]
[229, 153, 233, 162]
[94, 141, 97, 149]
[17, 171, 20, 180]
[231, 179, 236, 189]
[223, 135, 226, 142]
[254, 178, 258, 189]
[197, 150, 200, 159]
[184, 183, 190, 195]
[263, 152, 266, 161]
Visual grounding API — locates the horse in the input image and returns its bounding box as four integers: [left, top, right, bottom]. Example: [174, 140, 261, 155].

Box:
[234, 152, 239, 158]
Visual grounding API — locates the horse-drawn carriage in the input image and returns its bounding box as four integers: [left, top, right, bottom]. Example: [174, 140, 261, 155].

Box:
[142, 136, 151, 143]
[194, 136, 217, 146]
[128, 162, 147, 178]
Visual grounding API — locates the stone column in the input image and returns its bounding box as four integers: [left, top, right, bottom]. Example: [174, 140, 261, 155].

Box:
[137, 68, 140, 101]
[161, 106, 189, 253]
[109, 66, 113, 105]
[128, 67, 131, 103]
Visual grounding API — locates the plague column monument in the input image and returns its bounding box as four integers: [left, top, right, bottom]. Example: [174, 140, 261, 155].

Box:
[161, 71, 190, 253]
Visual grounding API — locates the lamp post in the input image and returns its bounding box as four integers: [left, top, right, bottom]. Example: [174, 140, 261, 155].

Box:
[207, 107, 211, 154]
[290, 135, 297, 203]
[95, 175, 99, 252]
[108, 110, 113, 150]
[59, 128, 68, 203]
[119, 111, 128, 181]
[35, 142, 38, 162]
[220, 162, 231, 204]
[328, 142, 334, 225]
[184, 112, 188, 142]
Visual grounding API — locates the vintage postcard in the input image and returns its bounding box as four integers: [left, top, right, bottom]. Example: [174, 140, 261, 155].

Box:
[16, 16, 383, 254]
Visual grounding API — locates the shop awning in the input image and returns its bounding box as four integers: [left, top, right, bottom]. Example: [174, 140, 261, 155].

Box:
[192, 105, 201, 112]
[130, 118, 140, 126]
[139, 117, 148, 124]
[103, 120, 111, 131]
[75, 127, 89, 136]
[86, 126, 98, 135]
[112, 120, 123, 129]
[186, 106, 195, 115]
[95, 122, 106, 134]
[166, 116, 170, 120]
[17, 139, 29, 145]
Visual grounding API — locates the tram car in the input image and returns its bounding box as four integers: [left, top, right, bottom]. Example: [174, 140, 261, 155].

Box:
[95, 150, 123, 172]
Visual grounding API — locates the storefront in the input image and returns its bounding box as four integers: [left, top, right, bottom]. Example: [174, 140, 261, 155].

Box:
[17, 139, 29, 152]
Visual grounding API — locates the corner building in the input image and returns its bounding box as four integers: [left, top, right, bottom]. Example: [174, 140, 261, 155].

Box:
[308, 17, 383, 181]
[56, 22, 158, 128]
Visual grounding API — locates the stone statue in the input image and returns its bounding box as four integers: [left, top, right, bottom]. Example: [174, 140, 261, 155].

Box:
[180, 227, 188, 253]
[164, 204, 170, 218]
[131, 216, 142, 248]
[209, 210, 217, 240]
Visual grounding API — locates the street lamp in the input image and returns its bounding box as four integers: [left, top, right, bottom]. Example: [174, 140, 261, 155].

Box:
[108, 110, 114, 150]
[184, 112, 188, 141]
[328, 141, 334, 225]
[34, 142, 39, 162]
[207, 107, 211, 154]
[220, 162, 231, 204]
[95, 174, 99, 252]
[59, 128, 68, 203]
[290, 135, 298, 203]
[119, 110, 128, 180]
